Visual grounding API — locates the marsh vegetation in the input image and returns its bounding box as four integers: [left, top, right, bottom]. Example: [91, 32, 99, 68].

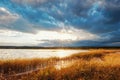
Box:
[0, 49, 120, 80]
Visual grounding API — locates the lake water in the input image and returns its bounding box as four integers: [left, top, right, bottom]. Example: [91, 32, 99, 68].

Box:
[0, 49, 87, 60]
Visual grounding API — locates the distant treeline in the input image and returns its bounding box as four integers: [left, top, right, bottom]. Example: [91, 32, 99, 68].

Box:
[0, 46, 120, 49]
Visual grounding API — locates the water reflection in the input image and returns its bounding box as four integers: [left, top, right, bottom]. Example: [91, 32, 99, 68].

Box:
[55, 60, 76, 70]
[0, 49, 87, 60]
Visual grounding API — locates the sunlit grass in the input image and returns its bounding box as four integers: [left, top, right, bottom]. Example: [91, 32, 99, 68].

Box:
[0, 49, 120, 80]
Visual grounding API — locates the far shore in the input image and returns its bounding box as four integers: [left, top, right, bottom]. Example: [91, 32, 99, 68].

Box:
[0, 46, 120, 49]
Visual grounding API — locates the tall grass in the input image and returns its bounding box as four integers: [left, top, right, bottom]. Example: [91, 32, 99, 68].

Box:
[0, 57, 59, 74]
[0, 49, 120, 80]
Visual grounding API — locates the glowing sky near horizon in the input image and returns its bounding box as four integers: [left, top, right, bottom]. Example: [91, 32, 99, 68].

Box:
[0, 0, 120, 46]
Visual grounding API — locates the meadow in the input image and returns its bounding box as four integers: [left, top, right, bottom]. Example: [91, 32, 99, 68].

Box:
[0, 49, 120, 80]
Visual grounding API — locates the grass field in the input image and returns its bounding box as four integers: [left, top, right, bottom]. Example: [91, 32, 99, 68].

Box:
[0, 49, 120, 80]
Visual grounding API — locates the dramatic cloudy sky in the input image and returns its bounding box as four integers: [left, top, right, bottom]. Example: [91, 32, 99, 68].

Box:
[0, 0, 120, 47]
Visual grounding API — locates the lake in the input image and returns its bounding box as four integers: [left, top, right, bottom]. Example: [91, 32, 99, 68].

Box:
[0, 49, 87, 60]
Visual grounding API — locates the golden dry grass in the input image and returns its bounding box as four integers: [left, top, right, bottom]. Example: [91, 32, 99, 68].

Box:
[0, 49, 120, 80]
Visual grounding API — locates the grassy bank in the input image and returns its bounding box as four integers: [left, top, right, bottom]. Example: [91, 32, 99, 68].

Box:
[0, 49, 120, 80]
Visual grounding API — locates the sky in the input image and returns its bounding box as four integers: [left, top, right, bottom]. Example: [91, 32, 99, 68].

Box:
[0, 0, 120, 47]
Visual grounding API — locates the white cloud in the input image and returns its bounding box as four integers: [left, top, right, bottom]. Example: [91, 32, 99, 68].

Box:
[0, 7, 38, 33]
[0, 7, 19, 24]
[0, 27, 99, 46]
[60, 27, 99, 41]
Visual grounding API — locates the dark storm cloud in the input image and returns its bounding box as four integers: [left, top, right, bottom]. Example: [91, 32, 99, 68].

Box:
[103, 0, 120, 24]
